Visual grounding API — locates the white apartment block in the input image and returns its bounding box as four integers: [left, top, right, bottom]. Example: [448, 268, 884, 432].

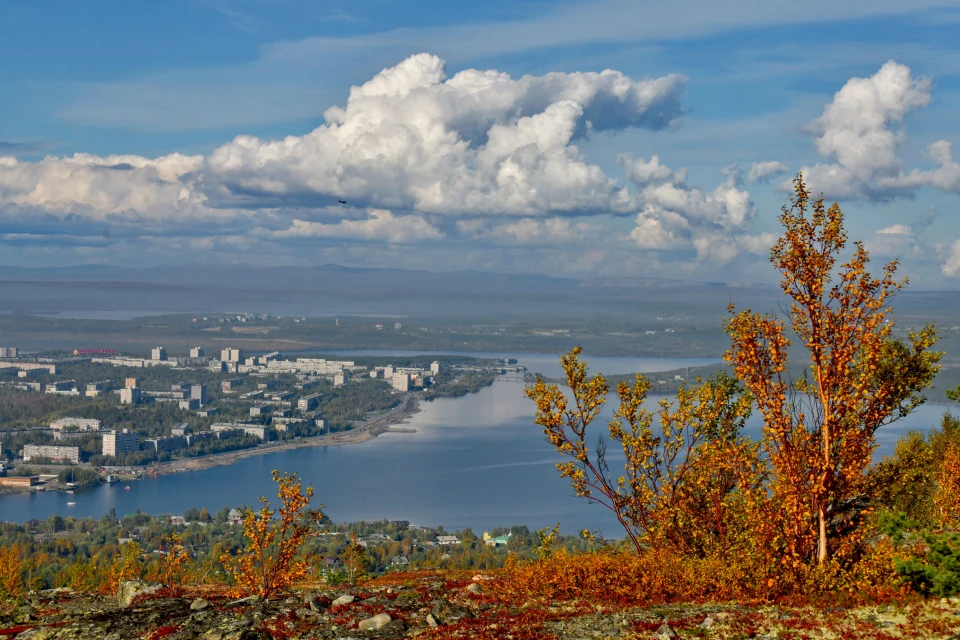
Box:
[23, 444, 80, 464]
[431, 361, 441, 375]
[120, 388, 141, 404]
[392, 373, 410, 392]
[103, 429, 139, 457]
[221, 348, 243, 363]
[152, 346, 167, 361]
[189, 347, 205, 358]
[50, 417, 102, 431]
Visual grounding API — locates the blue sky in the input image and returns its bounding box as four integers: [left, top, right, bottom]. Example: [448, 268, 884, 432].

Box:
[1, 0, 959, 285]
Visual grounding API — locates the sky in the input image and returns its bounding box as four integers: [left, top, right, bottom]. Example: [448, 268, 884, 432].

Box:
[1, 0, 959, 286]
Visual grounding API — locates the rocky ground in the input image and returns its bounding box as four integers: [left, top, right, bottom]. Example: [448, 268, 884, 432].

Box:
[2, 574, 960, 639]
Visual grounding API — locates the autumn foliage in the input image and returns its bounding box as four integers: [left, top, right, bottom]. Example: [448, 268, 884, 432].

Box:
[528, 174, 943, 597]
[220, 470, 324, 599]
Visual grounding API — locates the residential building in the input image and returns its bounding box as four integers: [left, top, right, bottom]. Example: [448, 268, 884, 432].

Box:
[144, 435, 186, 452]
[103, 429, 139, 457]
[314, 418, 326, 431]
[483, 532, 513, 547]
[228, 509, 243, 525]
[120, 388, 141, 404]
[384, 365, 394, 378]
[170, 516, 186, 527]
[171, 383, 190, 392]
[189, 347, 205, 358]
[151, 347, 167, 361]
[392, 373, 410, 392]
[211, 423, 268, 440]
[85, 381, 110, 397]
[0, 347, 18, 357]
[250, 404, 272, 416]
[390, 555, 409, 567]
[185, 431, 214, 446]
[257, 380, 277, 391]
[197, 408, 219, 418]
[178, 398, 200, 410]
[23, 444, 80, 464]
[334, 372, 347, 387]
[209, 361, 227, 373]
[50, 418, 101, 431]
[436, 535, 462, 546]
[18, 369, 45, 379]
[45, 380, 76, 393]
[431, 361, 441, 375]
[220, 348, 243, 363]
[171, 425, 188, 436]
[125, 377, 139, 389]
[190, 384, 207, 404]
[298, 393, 321, 411]
[54, 429, 107, 441]
[221, 378, 243, 393]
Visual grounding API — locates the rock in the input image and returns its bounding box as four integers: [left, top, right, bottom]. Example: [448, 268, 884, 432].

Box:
[358, 613, 392, 631]
[223, 595, 260, 608]
[331, 594, 355, 607]
[700, 615, 715, 629]
[431, 600, 474, 625]
[117, 579, 164, 607]
[426, 613, 441, 627]
[656, 622, 680, 639]
[191, 598, 211, 611]
[466, 583, 483, 594]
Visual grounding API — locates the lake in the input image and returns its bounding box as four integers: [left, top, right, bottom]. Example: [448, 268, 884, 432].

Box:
[0, 352, 953, 534]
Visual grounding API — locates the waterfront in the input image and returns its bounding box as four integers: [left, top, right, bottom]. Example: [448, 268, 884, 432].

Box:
[0, 352, 953, 534]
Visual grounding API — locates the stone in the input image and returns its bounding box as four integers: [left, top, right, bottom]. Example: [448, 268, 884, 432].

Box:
[191, 598, 211, 611]
[426, 613, 441, 627]
[700, 615, 715, 629]
[466, 583, 482, 594]
[358, 613, 392, 631]
[656, 622, 680, 639]
[331, 594, 355, 607]
[117, 580, 164, 608]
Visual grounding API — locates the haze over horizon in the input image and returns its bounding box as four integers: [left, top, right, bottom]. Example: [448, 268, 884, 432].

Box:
[2, 1, 959, 287]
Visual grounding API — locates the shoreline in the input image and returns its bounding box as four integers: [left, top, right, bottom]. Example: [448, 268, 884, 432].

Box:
[148, 395, 422, 477]
[0, 396, 423, 493]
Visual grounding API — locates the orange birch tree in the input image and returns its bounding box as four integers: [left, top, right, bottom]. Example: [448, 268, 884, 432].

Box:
[725, 175, 940, 566]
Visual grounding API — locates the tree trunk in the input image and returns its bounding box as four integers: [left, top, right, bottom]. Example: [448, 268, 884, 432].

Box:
[817, 504, 828, 564]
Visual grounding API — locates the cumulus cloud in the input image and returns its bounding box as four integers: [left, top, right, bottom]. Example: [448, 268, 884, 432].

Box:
[785, 60, 960, 202]
[457, 217, 600, 245]
[748, 161, 788, 183]
[270, 209, 444, 243]
[943, 240, 960, 277]
[204, 53, 684, 215]
[621, 156, 754, 262]
[876, 223, 913, 235]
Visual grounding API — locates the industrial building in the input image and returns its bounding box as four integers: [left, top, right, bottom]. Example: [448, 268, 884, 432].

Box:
[23, 444, 81, 464]
[103, 429, 139, 457]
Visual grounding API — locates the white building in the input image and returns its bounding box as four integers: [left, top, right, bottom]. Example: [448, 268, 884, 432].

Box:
[431, 361, 441, 375]
[221, 348, 243, 363]
[144, 435, 186, 452]
[103, 429, 139, 457]
[189, 347, 205, 358]
[298, 393, 321, 411]
[436, 535, 461, 546]
[210, 423, 268, 440]
[120, 388, 141, 404]
[50, 417, 102, 431]
[23, 444, 80, 464]
[0, 347, 18, 357]
[151, 346, 167, 361]
[334, 372, 347, 387]
[392, 373, 410, 392]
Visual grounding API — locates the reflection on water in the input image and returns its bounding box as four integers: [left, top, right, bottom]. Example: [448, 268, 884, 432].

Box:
[0, 352, 953, 535]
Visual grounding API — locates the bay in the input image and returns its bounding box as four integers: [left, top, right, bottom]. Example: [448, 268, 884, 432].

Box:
[0, 352, 953, 535]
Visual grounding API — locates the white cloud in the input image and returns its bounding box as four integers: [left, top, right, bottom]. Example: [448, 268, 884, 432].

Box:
[876, 223, 913, 235]
[943, 240, 960, 277]
[785, 60, 960, 201]
[270, 209, 444, 243]
[747, 161, 788, 183]
[205, 53, 684, 216]
[458, 217, 600, 245]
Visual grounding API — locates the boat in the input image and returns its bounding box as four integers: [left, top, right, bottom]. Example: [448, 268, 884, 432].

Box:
[124, 486, 131, 491]
[66, 502, 76, 506]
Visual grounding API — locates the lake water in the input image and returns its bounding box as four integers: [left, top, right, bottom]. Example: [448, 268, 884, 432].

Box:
[0, 352, 953, 535]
